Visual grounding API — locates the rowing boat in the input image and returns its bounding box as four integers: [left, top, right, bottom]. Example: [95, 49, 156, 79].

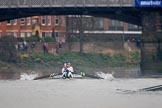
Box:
[33, 72, 103, 80]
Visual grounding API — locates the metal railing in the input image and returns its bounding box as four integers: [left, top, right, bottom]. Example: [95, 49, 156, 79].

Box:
[0, 0, 134, 8]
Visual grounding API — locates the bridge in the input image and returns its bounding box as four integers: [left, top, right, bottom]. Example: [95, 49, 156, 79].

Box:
[0, 0, 152, 25]
[0, 0, 134, 7]
[0, 0, 162, 75]
[0, 0, 161, 26]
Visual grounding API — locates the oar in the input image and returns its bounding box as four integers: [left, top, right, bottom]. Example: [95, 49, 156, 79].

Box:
[33, 74, 51, 80]
[83, 73, 104, 79]
[74, 69, 103, 79]
[140, 85, 162, 91]
[33, 72, 61, 80]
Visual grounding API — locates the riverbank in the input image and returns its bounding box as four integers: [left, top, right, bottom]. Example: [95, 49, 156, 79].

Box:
[0, 51, 141, 79]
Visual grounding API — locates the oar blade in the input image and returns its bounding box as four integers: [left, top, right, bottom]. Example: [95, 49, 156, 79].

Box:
[75, 70, 103, 79]
[34, 72, 61, 80]
[33, 75, 50, 80]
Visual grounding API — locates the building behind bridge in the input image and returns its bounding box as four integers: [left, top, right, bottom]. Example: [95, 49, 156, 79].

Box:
[0, 16, 66, 43]
[0, 15, 142, 43]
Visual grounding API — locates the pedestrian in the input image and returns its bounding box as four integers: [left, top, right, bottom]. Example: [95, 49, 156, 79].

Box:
[45, 43, 49, 53]
[43, 42, 46, 55]
[55, 43, 59, 54]
[23, 41, 28, 53]
[31, 42, 36, 52]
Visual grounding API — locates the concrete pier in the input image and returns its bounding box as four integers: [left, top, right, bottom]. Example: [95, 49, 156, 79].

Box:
[141, 12, 162, 75]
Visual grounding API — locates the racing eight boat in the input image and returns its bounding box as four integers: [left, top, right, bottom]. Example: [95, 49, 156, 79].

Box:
[33, 71, 103, 80]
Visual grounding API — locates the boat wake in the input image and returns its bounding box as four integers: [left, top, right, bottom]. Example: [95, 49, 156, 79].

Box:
[96, 71, 114, 81]
[20, 72, 38, 80]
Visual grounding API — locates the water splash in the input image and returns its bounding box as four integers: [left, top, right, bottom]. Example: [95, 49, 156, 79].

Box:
[96, 71, 114, 81]
[20, 72, 38, 80]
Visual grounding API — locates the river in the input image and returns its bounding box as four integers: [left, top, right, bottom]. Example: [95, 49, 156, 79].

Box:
[0, 77, 162, 108]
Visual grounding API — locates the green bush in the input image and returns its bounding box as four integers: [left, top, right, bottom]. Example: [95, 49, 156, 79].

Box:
[20, 51, 140, 68]
[129, 51, 141, 63]
[44, 37, 55, 42]
[17, 35, 41, 42]
[0, 61, 9, 71]
[26, 35, 40, 42]
[17, 37, 24, 42]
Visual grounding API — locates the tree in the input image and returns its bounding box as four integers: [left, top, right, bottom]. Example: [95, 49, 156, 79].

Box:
[76, 15, 84, 53]
[66, 15, 86, 53]
[0, 36, 19, 62]
[66, 15, 97, 53]
[66, 16, 73, 51]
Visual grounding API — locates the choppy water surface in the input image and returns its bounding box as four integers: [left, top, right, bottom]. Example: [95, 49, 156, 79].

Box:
[0, 78, 162, 108]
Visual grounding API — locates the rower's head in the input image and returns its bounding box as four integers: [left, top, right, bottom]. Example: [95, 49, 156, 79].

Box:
[66, 62, 71, 67]
[64, 62, 66, 67]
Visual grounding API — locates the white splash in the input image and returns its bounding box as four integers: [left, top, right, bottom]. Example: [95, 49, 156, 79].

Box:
[96, 71, 114, 81]
[20, 72, 38, 80]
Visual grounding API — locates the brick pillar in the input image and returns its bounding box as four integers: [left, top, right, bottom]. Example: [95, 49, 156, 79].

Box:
[141, 12, 162, 75]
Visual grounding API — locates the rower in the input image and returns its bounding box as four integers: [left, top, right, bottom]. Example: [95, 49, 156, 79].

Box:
[61, 62, 74, 78]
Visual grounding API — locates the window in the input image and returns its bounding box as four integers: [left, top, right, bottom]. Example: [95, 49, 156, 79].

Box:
[47, 16, 51, 25]
[55, 16, 59, 25]
[54, 32, 59, 42]
[48, 32, 52, 37]
[27, 32, 31, 37]
[54, 32, 58, 37]
[27, 17, 31, 25]
[128, 24, 134, 29]
[139, 26, 142, 29]
[41, 16, 46, 25]
[61, 16, 65, 26]
[62, 33, 66, 43]
[13, 32, 18, 38]
[134, 25, 138, 28]
[20, 32, 25, 37]
[32, 19, 37, 25]
[7, 20, 11, 25]
[97, 18, 104, 28]
[116, 21, 123, 30]
[128, 24, 139, 31]
[13, 19, 17, 25]
[117, 21, 123, 27]
[109, 19, 116, 30]
[20, 18, 25, 25]
[6, 32, 11, 36]
[42, 32, 46, 37]
[109, 19, 115, 27]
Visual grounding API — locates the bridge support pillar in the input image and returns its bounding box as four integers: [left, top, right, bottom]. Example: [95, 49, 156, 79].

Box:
[141, 12, 162, 75]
